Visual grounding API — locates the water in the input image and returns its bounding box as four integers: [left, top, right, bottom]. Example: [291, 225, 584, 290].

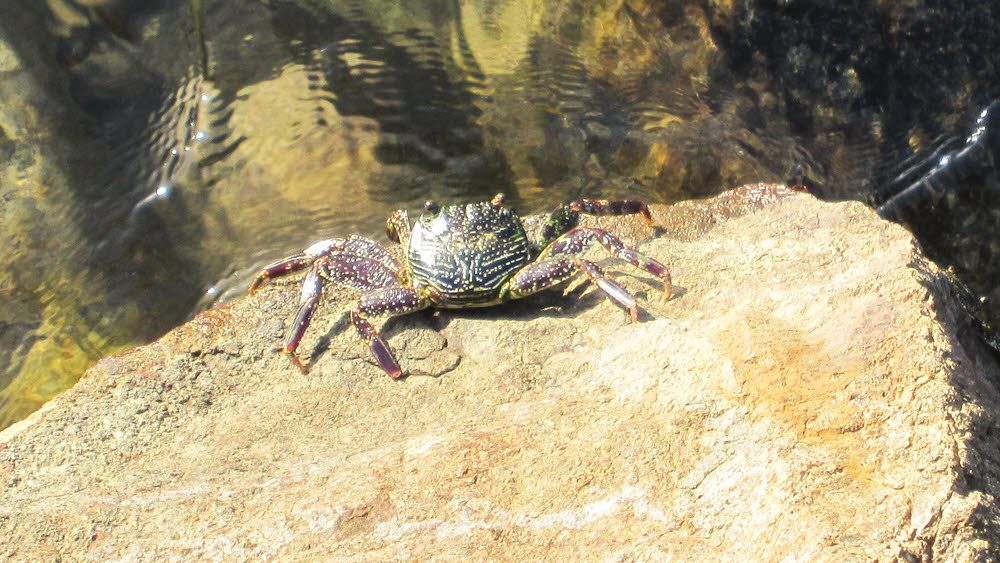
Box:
[1, 0, 999, 428]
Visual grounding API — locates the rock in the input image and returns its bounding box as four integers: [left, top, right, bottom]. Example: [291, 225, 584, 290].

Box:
[2, 185, 999, 560]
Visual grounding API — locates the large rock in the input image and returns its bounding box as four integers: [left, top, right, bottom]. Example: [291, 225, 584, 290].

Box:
[2, 186, 999, 560]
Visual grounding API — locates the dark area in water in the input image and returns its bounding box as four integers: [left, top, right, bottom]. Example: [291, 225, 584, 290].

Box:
[717, 0, 1000, 198]
[1, 0, 999, 427]
[715, 0, 1000, 342]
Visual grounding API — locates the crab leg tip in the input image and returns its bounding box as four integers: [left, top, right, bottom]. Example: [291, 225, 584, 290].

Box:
[248, 278, 263, 295]
[284, 349, 309, 374]
[628, 305, 639, 323]
[368, 336, 403, 378]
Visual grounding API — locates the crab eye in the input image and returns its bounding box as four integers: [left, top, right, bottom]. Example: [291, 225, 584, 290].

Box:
[490, 193, 506, 208]
[424, 200, 440, 213]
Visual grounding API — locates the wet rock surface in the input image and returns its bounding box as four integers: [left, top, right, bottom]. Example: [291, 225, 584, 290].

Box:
[2, 187, 1000, 560]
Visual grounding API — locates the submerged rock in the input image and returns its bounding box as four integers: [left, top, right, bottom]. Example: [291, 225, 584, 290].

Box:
[2, 186, 999, 560]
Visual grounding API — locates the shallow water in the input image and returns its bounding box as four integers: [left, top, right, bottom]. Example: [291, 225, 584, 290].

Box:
[1, 0, 999, 428]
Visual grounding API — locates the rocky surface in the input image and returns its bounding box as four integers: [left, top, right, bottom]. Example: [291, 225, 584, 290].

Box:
[2, 186, 1000, 560]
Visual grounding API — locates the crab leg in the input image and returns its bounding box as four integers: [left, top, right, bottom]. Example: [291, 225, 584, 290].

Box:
[538, 199, 653, 247]
[249, 253, 312, 294]
[351, 286, 433, 378]
[568, 199, 653, 224]
[283, 267, 324, 372]
[539, 226, 672, 301]
[338, 235, 403, 274]
[502, 256, 640, 321]
[249, 238, 346, 294]
[249, 235, 402, 294]
[503, 256, 577, 297]
[573, 258, 639, 322]
[279, 252, 404, 373]
[317, 253, 402, 291]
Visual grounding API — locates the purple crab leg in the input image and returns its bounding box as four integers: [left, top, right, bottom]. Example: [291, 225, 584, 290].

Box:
[351, 286, 432, 378]
[539, 198, 655, 251]
[282, 267, 324, 372]
[502, 256, 640, 322]
[249, 236, 403, 295]
[540, 226, 672, 301]
[339, 234, 403, 274]
[568, 199, 653, 225]
[574, 258, 639, 322]
[249, 253, 312, 294]
[317, 253, 401, 291]
[249, 238, 345, 294]
[504, 256, 578, 297]
[279, 253, 404, 373]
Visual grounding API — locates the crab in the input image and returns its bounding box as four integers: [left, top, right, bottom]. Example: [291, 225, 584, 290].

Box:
[249, 193, 672, 377]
